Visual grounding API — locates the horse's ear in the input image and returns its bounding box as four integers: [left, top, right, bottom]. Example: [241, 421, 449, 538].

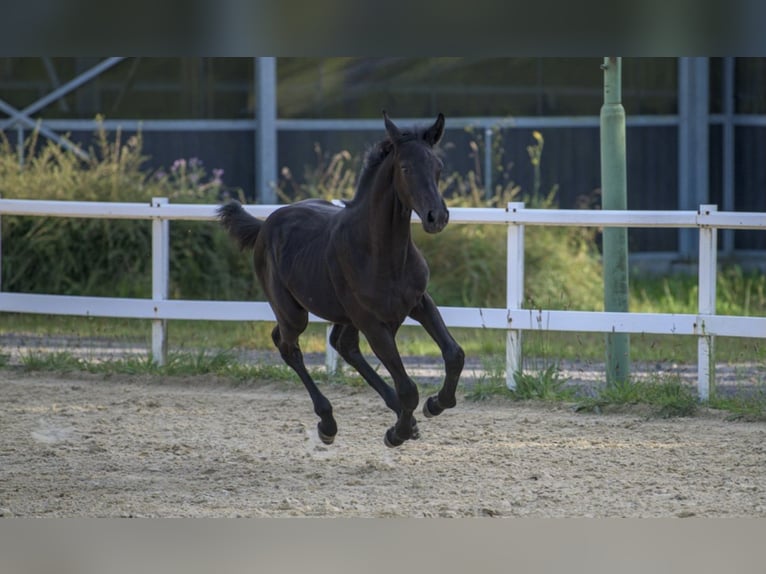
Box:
[383, 110, 401, 142]
[423, 113, 445, 146]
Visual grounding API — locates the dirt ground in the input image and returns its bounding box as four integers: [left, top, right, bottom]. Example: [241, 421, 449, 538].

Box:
[1, 369, 765, 518]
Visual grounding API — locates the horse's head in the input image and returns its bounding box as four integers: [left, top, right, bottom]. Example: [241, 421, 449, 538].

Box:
[383, 111, 449, 234]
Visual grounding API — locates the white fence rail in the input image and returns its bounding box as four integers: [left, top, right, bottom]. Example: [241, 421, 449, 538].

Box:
[1, 198, 764, 400]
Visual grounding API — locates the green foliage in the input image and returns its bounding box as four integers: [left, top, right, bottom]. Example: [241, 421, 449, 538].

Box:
[631, 265, 766, 316]
[576, 375, 698, 418]
[512, 364, 574, 401]
[277, 146, 358, 202]
[464, 356, 510, 401]
[21, 351, 88, 373]
[0, 124, 256, 300]
[0, 124, 638, 315]
[645, 378, 699, 418]
[464, 354, 575, 403]
[420, 131, 604, 310]
[19, 347, 299, 382]
[709, 389, 766, 422]
[464, 376, 510, 401]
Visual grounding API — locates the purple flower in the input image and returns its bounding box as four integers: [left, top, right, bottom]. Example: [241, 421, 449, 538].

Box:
[171, 158, 186, 173]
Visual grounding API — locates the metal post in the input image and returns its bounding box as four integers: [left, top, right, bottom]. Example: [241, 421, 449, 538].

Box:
[151, 197, 169, 365]
[16, 126, 24, 168]
[255, 57, 278, 204]
[722, 57, 735, 257]
[678, 57, 710, 260]
[0, 99, 89, 161]
[42, 57, 70, 113]
[505, 201, 525, 389]
[600, 57, 630, 385]
[697, 204, 718, 401]
[484, 128, 493, 200]
[0, 57, 124, 131]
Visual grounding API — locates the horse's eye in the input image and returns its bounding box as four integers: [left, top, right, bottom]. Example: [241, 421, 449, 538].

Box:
[401, 165, 409, 174]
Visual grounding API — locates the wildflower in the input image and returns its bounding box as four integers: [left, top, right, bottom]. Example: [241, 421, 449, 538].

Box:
[171, 158, 186, 173]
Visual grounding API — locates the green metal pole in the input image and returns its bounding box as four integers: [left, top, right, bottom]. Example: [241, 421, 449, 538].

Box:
[600, 57, 630, 385]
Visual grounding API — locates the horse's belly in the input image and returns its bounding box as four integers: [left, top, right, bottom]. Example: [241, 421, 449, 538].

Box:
[366, 284, 425, 325]
[294, 290, 350, 324]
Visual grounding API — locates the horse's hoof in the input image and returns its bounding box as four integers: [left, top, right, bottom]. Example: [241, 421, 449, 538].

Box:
[384, 427, 404, 448]
[317, 423, 336, 445]
[411, 420, 420, 440]
[423, 396, 443, 418]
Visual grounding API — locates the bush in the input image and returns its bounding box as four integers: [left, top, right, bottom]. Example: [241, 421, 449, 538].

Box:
[0, 124, 257, 300]
[1, 126, 604, 310]
[412, 130, 603, 311]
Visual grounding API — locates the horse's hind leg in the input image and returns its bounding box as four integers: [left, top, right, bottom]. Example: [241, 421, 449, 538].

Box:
[271, 322, 337, 444]
[329, 324, 419, 439]
[409, 293, 465, 418]
[329, 324, 400, 411]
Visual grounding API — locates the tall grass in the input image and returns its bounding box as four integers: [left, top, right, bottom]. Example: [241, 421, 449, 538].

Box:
[631, 266, 766, 316]
[0, 123, 256, 300]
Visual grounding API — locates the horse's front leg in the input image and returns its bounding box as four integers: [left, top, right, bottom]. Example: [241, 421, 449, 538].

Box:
[409, 293, 465, 418]
[361, 322, 419, 447]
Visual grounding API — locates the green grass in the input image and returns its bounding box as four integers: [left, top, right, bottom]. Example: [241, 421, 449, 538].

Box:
[12, 342, 766, 422]
[575, 375, 699, 418]
[20, 351, 87, 373]
[709, 390, 766, 422]
[631, 266, 766, 316]
[513, 365, 575, 401]
[18, 347, 301, 383]
[1, 313, 764, 366]
[459, 345, 764, 421]
[464, 355, 575, 402]
[464, 356, 508, 401]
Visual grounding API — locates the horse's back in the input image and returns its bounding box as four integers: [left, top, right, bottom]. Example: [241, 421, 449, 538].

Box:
[259, 199, 335, 245]
[257, 199, 350, 322]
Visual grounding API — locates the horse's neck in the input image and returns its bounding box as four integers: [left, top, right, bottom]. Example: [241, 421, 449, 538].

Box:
[360, 167, 413, 260]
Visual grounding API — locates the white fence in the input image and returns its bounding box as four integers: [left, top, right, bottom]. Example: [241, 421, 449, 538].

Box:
[1, 198, 764, 400]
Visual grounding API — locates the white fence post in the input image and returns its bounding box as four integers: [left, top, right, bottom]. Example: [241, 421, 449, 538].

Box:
[506, 202, 525, 389]
[151, 197, 169, 366]
[325, 325, 339, 376]
[697, 204, 718, 401]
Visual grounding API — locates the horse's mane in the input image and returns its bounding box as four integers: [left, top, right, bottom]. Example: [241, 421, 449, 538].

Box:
[344, 129, 424, 208]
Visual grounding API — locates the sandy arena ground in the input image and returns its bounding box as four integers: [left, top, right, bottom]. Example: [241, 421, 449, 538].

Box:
[1, 368, 764, 518]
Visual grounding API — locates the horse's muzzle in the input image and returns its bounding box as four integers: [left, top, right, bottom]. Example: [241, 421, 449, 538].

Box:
[422, 206, 449, 234]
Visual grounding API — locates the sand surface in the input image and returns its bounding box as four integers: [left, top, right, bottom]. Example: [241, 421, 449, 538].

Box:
[1, 370, 764, 517]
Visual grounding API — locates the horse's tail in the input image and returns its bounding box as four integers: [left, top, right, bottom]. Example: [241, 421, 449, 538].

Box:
[217, 201, 262, 251]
